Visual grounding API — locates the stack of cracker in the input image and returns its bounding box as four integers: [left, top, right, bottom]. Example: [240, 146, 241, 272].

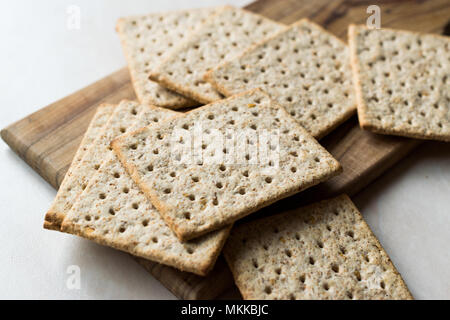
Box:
[43, 3, 450, 299]
[349, 25, 449, 141]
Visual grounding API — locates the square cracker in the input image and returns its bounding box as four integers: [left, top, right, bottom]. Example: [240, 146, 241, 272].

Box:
[44, 101, 178, 230]
[61, 154, 231, 276]
[224, 195, 413, 300]
[149, 6, 285, 104]
[70, 104, 116, 166]
[43, 104, 115, 230]
[206, 19, 356, 139]
[112, 89, 342, 241]
[117, 8, 220, 109]
[349, 25, 450, 142]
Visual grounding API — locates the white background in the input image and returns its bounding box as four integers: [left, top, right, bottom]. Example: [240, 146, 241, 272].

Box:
[0, 0, 449, 299]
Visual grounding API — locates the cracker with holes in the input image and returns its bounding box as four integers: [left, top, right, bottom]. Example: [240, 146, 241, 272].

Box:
[117, 8, 220, 109]
[349, 25, 450, 141]
[44, 104, 115, 230]
[149, 5, 285, 104]
[206, 19, 356, 139]
[61, 154, 231, 276]
[44, 101, 178, 231]
[224, 195, 413, 300]
[69, 104, 116, 167]
[112, 89, 342, 241]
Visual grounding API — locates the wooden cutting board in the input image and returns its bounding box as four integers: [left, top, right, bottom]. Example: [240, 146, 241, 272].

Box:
[1, 0, 448, 300]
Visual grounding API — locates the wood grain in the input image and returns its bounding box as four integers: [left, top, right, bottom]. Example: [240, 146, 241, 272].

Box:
[1, 0, 448, 300]
[1, 68, 134, 189]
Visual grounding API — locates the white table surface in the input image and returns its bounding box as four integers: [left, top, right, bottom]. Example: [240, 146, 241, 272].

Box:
[0, 0, 448, 300]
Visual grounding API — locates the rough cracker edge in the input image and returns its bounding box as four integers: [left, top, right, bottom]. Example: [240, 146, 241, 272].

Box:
[148, 5, 232, 105]
[44, 210, 65, 231]
[223, 194, 414, 300]
[118, 98, 181, 119]
[111, 88, 340, 240]
[60, 181, 231, 276]
[45, 100, 180, 232]
[205, 18, 356, 139]
[112, 89, 342, 241]
[147, 5, 232, 105]
[60, 201, 232, 276]
[116, 17, 199, 110]
[149, 5, 286, 105]
[348, 24, 450, 142]
[206, 78, 354, 140]
[149, 71, 217, 105]
[43, 103, 116, 231]
[109, 105, 185, 239]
